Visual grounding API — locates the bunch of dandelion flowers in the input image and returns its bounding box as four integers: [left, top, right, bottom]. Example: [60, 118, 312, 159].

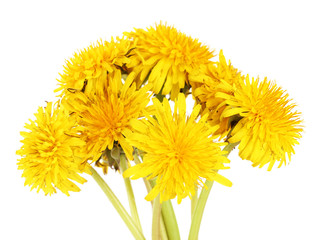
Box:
[15, 22, 305, 240]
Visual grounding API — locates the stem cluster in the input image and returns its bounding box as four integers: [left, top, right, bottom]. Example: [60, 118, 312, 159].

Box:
[91, 143, 238, 239]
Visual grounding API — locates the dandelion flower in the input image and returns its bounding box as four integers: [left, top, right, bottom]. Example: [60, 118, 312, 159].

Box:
[64, 73, 151, 161]
[123, 93, 232, 203]
[16, 102, 90, 196]
[125, 23, 215, 99]
[192, 50, 242, 137]
[55, 37, 137, 96]
[221, 76, 303, 170]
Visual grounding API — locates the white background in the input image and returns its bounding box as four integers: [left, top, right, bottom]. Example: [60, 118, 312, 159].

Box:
[1, 0, 324, 239]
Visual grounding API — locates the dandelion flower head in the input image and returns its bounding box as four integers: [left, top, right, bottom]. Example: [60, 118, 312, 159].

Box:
[16, 102, 90, 196]
[63, 73, 151, 162]
[123, 93, 232, 203]
[192, 50, 242, 137]
[124, 23, 215, 99]
[221, 76, 303, 170]
[56, 37, 137, 97]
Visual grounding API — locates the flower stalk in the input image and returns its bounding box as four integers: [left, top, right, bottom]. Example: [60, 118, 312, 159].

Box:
[191, 188, 198, 219]
[188, 142, 239, 240]
[119, 154, 143, 233]
[188, 180, 214, 240]
[133, 153, 170, 240]
[90, 167, 145, 240]
[146, 177, 181, 240]
[152, 195, 161, 240]
[161, 200, 181, 240]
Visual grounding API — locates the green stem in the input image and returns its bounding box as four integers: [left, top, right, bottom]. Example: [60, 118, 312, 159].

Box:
[152, 195, 161, 240]
[191, 188, 198, 219]
[161, 200, 181, 240]
[133, 151, 142, 164]
[188, 142, 239, 240]
[120, 154, 143, 233]
[134, 153, 169, 240]
[147, 178, 181, 240]
[90, 167, 145, 240]
[135, 151, 180, 239]
[188, 180, 214, 240]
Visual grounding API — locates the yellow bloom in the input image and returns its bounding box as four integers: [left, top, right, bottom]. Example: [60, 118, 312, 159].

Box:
[63, 72, 151, 161]
[191, 50, 242, 137]
[221, 76, 303, 170]
[123, 94, 232, 203]
[16, 102, 90, 196]
[124, 23, 215, 99]
[55, 37, 137, 96]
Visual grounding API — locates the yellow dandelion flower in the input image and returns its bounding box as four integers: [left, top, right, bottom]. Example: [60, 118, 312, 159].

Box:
[124, 23, 215, 99]
[192, 50, 242, 137]
[123, 93, 232, 204]
[55, 37, 138, 96]
[221, 76, 303, 170]
[63, 72, 151, 161]
[16, 102, 90, 196]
